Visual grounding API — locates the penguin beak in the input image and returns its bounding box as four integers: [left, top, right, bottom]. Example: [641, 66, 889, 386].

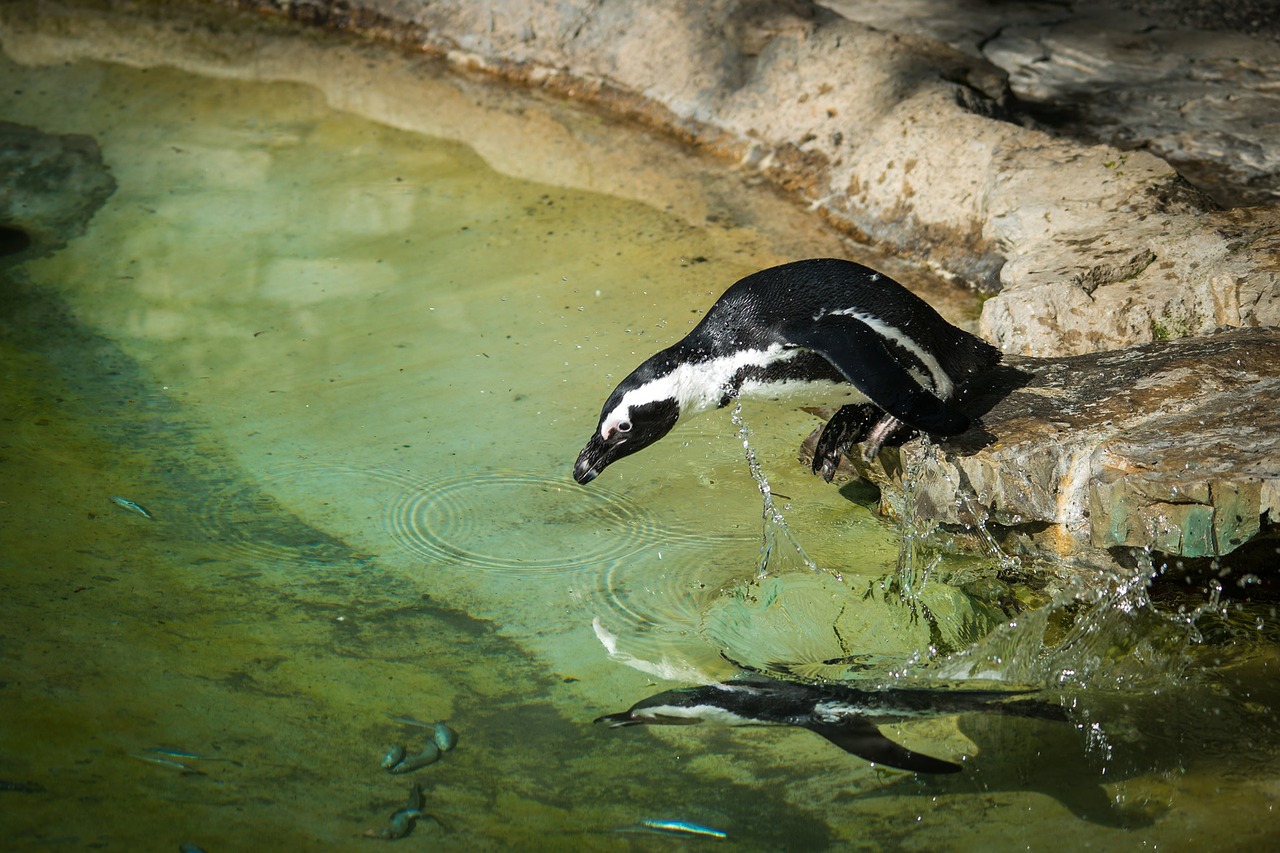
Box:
[573, 433, 618, 485]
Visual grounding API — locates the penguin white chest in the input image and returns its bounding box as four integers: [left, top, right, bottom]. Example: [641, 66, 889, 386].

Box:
[737, 375, 867, 408]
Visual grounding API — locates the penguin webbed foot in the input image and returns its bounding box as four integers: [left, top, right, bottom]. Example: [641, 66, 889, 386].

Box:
[812, 404, 878, 481]
[812, 406, 915, 480]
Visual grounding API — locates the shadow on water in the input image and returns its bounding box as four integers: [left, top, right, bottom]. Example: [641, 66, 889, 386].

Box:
[634, 408, 1280, 844]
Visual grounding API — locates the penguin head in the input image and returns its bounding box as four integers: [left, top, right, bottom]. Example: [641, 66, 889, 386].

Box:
[573, 395, 680, 484]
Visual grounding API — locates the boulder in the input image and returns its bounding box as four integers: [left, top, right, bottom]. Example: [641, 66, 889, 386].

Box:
[804, 327, 1280, 567]
[0, 121, 116, 261]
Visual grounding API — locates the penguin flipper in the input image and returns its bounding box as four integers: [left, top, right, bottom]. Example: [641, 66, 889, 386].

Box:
[786, 319, 970, 436]
[806, 721, 963, 774]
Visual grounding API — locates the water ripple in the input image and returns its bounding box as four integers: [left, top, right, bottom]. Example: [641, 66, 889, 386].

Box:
[386, 470, 661, 574]
[187, 463, 403, 570]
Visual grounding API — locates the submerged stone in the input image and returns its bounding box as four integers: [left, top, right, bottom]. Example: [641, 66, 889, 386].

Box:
[0, 121, 116, 260]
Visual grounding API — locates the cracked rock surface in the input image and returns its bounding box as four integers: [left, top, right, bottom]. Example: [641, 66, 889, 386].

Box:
[806, 328, 1280, 565]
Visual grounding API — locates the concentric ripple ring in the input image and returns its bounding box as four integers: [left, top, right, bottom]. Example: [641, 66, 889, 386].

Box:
[387, 470, 661, 573]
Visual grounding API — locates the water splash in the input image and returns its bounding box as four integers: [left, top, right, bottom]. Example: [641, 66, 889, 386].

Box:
[891, 439, 1022, 603]
[928, 552, 1199, 690]
[730, 402, 818, 579]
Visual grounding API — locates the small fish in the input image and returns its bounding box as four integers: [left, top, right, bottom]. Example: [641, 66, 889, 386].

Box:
[110, 496, 154, 519]
[362, 808, 424, 840]
[386, 713, 432, 729]
[129, 753, 205, 775]
[388, 742, 439, 773]
[404, 781, 424, 812]
[431, 722, 458, 752]
[380, 744, 407, 770]
[0, 779, 45, 794]
[362, 783, 432, 840]
[178, 844, 208, 853]
[147, 747, 236, 763]
[615, 819, 728, 840]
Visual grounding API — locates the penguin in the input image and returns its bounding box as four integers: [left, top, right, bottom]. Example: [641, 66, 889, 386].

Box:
[573, 258, 1000, 485]
[594, 674, 1068, 774]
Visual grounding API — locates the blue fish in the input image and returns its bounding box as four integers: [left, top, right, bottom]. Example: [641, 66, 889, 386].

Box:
[618, 819, 728, 840]
[110, 496, 153, 519]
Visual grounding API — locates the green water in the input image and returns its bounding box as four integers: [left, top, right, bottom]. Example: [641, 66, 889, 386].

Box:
[3, 4, 1279, 851]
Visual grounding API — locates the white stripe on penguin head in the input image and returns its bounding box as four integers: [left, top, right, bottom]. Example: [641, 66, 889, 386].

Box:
[600, 344, 798, 438]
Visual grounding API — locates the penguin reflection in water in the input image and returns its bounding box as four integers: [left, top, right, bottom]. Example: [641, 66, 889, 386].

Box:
[573, 258, 1000, 484]
[596, 674, 1068, 774]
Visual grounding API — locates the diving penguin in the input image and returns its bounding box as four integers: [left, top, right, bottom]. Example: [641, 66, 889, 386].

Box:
[595, 674, 1068, 774]
[573, 258, 1000, 484]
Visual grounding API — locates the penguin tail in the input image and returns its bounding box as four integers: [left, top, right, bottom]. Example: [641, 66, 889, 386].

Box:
[942, 329, 1003, 384]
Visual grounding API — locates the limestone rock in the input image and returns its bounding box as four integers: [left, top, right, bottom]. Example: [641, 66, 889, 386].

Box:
[220, 0, 1279, 359]
[823, 0, 1280, 208]
[805, 328, 1280, 566]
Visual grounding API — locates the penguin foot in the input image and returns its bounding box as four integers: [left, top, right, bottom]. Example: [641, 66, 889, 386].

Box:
[812, 404, 880, 482]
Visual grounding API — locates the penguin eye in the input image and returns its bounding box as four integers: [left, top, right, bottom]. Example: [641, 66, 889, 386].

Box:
[617, 421, 632, 434]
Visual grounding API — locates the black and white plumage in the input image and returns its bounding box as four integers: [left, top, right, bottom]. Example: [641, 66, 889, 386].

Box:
[595, 674, 1067, 774]
[573, 258, 1000, 484]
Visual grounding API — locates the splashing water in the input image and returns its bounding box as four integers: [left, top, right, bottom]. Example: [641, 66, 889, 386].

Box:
[731, 402, 819, 579]
[891, 439, 1021, 602]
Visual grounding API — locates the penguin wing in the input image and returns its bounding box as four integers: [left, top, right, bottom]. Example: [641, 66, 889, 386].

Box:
[783, 318, 970, 436]
[805, 720, 963, 774]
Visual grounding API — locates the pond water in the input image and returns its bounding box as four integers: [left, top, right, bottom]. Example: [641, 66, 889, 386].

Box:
[2, 4, 1278, 851]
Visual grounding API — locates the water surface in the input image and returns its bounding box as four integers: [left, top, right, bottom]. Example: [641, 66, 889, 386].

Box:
[2, 4, 1278, 851]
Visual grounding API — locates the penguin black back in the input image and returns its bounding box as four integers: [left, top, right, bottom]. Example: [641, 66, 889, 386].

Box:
[700, 259, 998, 384]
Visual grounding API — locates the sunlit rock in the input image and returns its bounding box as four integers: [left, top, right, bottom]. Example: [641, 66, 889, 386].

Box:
[224, 0, 1280, 358]
[805, 328, 1280, 567]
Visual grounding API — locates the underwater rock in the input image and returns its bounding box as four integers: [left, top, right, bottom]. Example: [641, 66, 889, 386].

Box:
[805, 327, 1280, 567]
[0, 121, 116, 261]
[702, 571, 1005, 680]
[220, 0, 1279, 358]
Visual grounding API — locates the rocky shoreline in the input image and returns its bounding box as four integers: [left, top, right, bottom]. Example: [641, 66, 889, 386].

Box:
[8, 0, 1278, 569]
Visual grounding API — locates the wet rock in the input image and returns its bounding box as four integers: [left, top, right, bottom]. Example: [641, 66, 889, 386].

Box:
[804, 328, 1280, 567]
[702, 571, 1006, 679]
[0, 121, 116, 261]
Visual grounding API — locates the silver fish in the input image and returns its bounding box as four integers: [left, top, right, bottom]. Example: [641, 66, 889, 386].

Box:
[147, 746, 237, 764]
[388, 742, 439, 773]
[619, 819, 728, 840]
[363, 783, 430, 840]
[129, 753, 205, 775]
[110, 496, 154, 519]
[380, 745, 406, 770]
[431, 722, 458, 752]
